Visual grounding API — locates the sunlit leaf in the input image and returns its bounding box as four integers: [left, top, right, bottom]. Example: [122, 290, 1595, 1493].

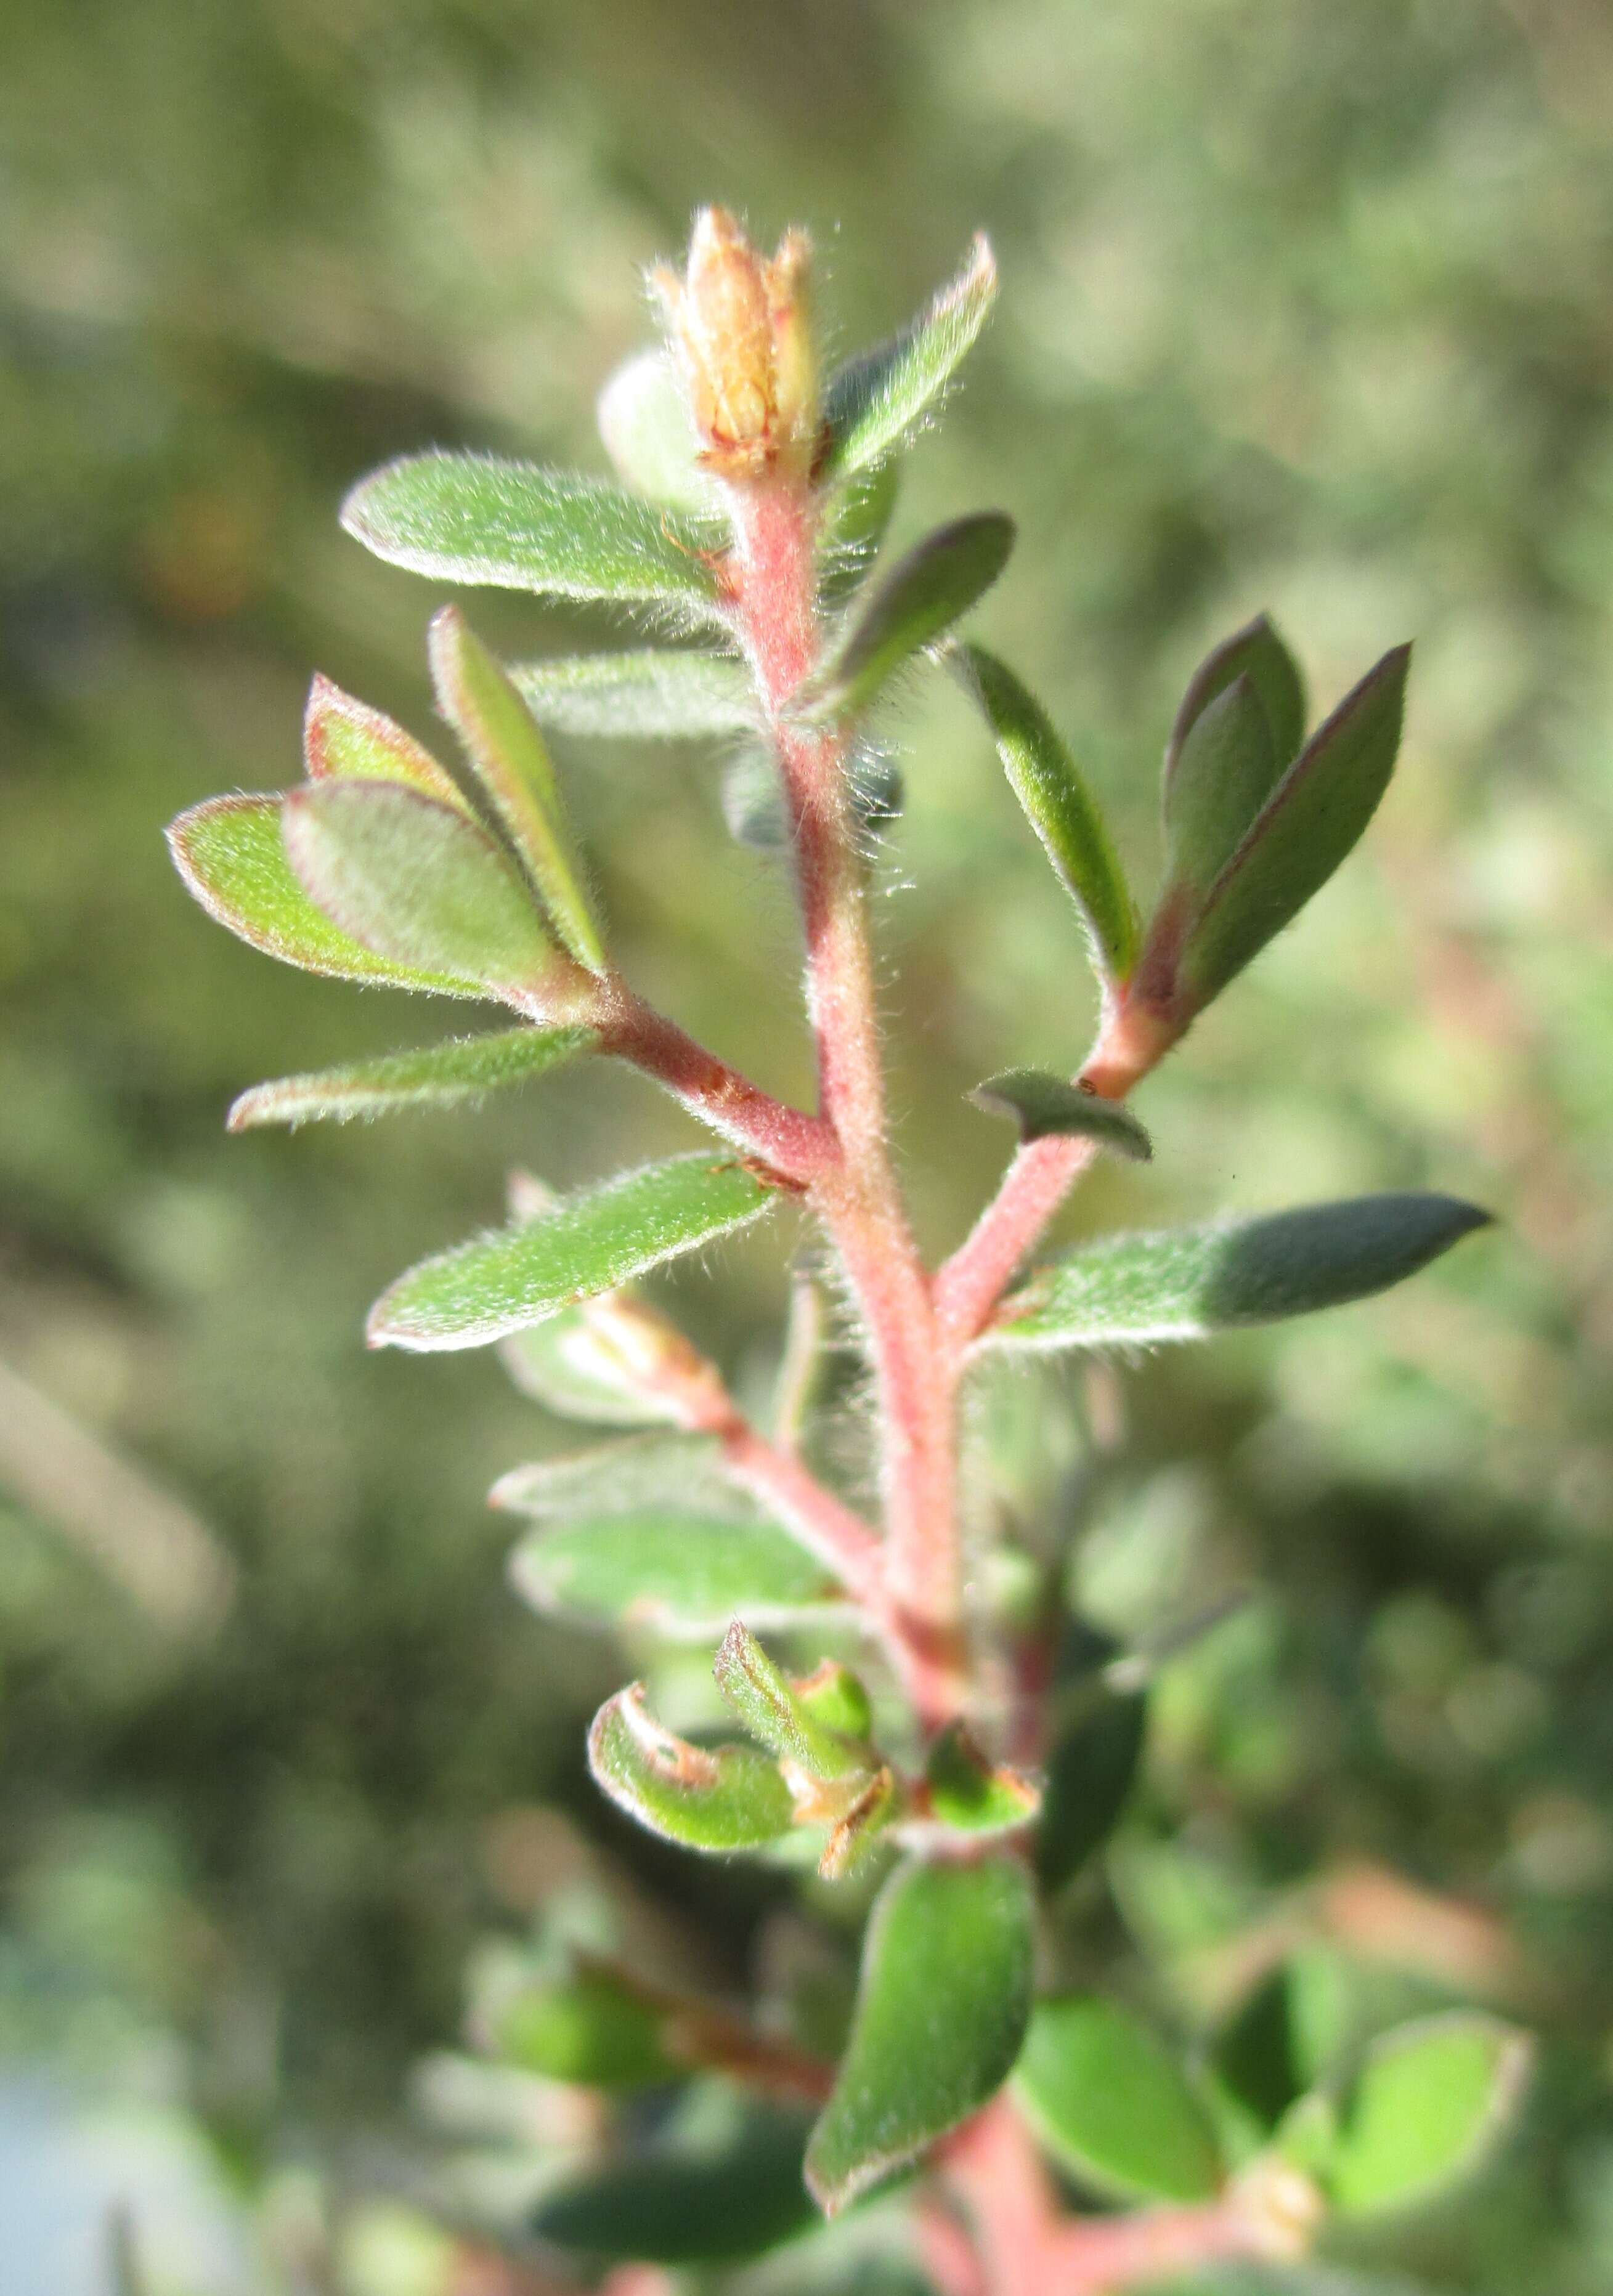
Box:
[429, 606, 605, 971]
[1166, 614, 1306, 788]
[1012, 1995, 1224, 2202]
[532, 2097, 815, 2263]
[1325, 2014, 1533, 2218]
[988, 1194, 1490, 1352]
[280, 782, 558, 999]
[819, 458, 900, 606]
[924, 1723, 1039, 1835]
[497, 1969, 676, 2087]
[340, 451, 726, 612]
[969, 1069, 1152, 1160]
[955, 644, 1139, 986]
[227, 1024, 595, 1131]
[166, 795, 484, 997]
[714, 1621, 871, 1779]
[367, 1154, 781, 1351]
[507, 1512, 839, 1636]
[587, 1683, 794, 1852]
[819, 234, 997, 480]
[596, 346, 718, 512]
[511, 649, 755, 738]
[303, 672, 473, 813]
[795, 514, 1014, 723]
[805, 1854, 1034, 2213]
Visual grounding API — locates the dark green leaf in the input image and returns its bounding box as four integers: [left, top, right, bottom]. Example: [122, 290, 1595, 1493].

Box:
[303, 672, 473, 813]
[954, 644, 1139, 986]
[819, 458, 901, 606]
[989, 1195, 1491, 1352]
[429, 606, 604, 971]
[166, 795, 485, 997]
[1325, 2014, 1533, 2218]
[1036, 1688, 1147, 1891]
[715, 1621, 869, 1779]
[281, 782, 558, 999]
[820, 234, 997, 481]
[340, 451, 725, 612]
[507, 1511, 838, 1636]
[367, 1153, 780, 1352]
[805, 1854, 1034, 2214]
[497, 1971, 676, 2088]
[596, 346, 717, 512]
[1166, 615, 1307, 788]
[587, 1682, 794, 1852]
[1012, 1995, 1224, 2202]
[511, 650, 754, 739]
[970, 1069, 1152, 1160]
[1163, 674, 1278, 896]
[925, 1724, 1040, 1835]
[532, 2100, 815, 2263]
[227, 1025, 595, 1131]
[795, 514, 1014, 723]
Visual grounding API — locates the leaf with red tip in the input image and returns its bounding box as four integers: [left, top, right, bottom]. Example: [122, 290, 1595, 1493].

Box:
[302, 673, 471, 814]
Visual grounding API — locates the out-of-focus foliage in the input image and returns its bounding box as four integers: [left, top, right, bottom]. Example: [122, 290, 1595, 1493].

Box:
[2, 2, 1612, 2290]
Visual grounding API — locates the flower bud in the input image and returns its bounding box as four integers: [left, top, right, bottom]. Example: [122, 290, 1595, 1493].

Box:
[654, 208, 818, 482]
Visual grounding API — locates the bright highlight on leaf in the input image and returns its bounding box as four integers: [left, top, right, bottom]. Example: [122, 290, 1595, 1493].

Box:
[794, 513, 1014, 723]
[511, 650, 755, 739]
[1012, 1995, 1225, 2202]
[970, 1069, 1153, 1160]
[367, 1153, 781, 1351]
[596, 346, 717, 511]
[227, 1024, 596, 1131]
[819, 233, 997, 480]
[340, 451, 726, 612]
[988, 1193, 1490, 1352]
[1324, 2014, 1533, 2219]
[818, 458, 900, 607]
[955, 643, 1139, 988]
[428, 606, 605, 972]
[587, 1682, 794, 1852]
[804, 1854, 1034, 2213]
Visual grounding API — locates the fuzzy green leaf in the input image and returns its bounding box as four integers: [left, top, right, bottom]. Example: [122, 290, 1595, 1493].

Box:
[1176, 644, 1411, 1008]
[587, 1683, 794, 1852]
[1012, 1996, 1224, 2202]
[596, 347, 717, 512]
[956, 644, 1139, 985]
[820, 233, 997, 481]
[805, 1854, 1034, 2214]
[511, 650, 755, 739]
[714, 1621, 869, 1779]
[340, 451, 725, 611]
[280, 782, 556, 999]
[166, 795, 486, 997]
[227, 1025, 595, 1132]
[1164, 673, 1278, 896]
[497, 1971, 677, 2088]
[989, 1194, 1491, 1353]
[970, 1069, 1152, 1160]
[1325, 2014, 1533, 2219]
[303, 672, 473, 813]
[1166, 614, 1307, 789]
[795, 513, 1014, 723]
[925, 1724, 1040, 1835]
[367, 1153, 780, 1352]
[531, 2100, 815, 2263]
[1036, 1687, 1147, 1890]
[429, 606, 605, 971]
[819, 458, 901, 607]
[507, 1512, 838, 1636]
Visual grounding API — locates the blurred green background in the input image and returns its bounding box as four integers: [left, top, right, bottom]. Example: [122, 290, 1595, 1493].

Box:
[3, 1, 1612, 2289]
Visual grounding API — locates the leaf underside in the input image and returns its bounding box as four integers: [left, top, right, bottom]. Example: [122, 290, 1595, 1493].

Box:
[227, 1024, 595, 1130]
[796, 513, 1014, 723]
[511, 650, 755, 738]
[508, 1511, 838, 1636]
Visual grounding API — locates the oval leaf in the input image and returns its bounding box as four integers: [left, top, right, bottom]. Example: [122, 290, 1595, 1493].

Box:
[970, 1069, 1152, 1161]
[508, 1512, 837, 1636]
[498, 1971, 676, 2088]
[340, 451, 725, 612]
[281, 782, 557, 999]
[1325, 2014, 1533, 2220]
[587, 1683, 794, 1852]
[819, 234, 997, 481]
[1166, 614, 1307, 789]
[367, 1153, 780, 1352]
[166, 795, 485, 997]
[988, 1194, 1491, 1352]
[804, 1854, 1034, 2215]
[596, 346, 717, 511]
[1012, 1995, 1224, 2202]
[429, 606, 605, 972]
[795, 513, 1014, 723]
[1163, 673, 1278, 897]
[955, 644, 1139, 987]
[227, 1024, 595, 1131]
[532, 2101, 815, 2264]
[511, 650, 755, 739]
[303, 673, 473, 813]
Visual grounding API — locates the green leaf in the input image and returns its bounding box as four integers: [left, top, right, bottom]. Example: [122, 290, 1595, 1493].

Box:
[805, 1854, 1034, 2214]
[507, 1511, 838, 1636]
[587, 1682, 794, 1852]
[596, 346, 717, 512]
[303, 672, 473, 813]
[714, 1621, 869, 1779]
[1163, 674, 1278, 896]
[1036, 1687, 1147, 1891]
[925, 1724, 1040, 1835]
[281, 782, 558, 999]
[226, 1024, 595, 1131]
[1175, 645, 1411, 1009]
[1166, 615, 1307, 789]
[1325, 2014, 1533, 2219]
[497, 1970, 677, 2088]
[819, 458, 901, 606]
[970, 1069, 1152, 1160]
[988, 1194, 1491, 1352]
[955, 644, 1139, 986]
[1012, 1995, 1225, 2202]
[531, 2099, 815, 2263]
[795, 514, 1014, 723]
[820, 233, 997, 481]
[166, 795, 486, 997]
[428, 606, 605, 971]
[500, 1308, 691, 1426]
[367, 1153, 780, 1351]
[511, 650, 754, 739]
[339, 451, 725, 612]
